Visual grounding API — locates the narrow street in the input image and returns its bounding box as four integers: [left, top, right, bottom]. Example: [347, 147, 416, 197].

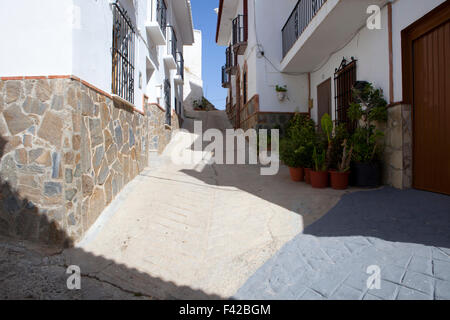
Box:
[1, 108, 449, 300]
[68, 108, 349, 299]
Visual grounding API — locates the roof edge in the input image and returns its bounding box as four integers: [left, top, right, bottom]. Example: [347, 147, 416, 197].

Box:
[215, 0, 224, 44]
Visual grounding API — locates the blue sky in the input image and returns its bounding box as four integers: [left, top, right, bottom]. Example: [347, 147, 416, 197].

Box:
[190, 0, 226, 110]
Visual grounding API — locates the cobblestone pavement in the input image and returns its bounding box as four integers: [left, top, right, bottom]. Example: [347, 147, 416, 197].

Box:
[235, 188, 450, 300]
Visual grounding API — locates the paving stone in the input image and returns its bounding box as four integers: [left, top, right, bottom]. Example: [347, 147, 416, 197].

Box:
[408, 255, 433, 276]
[433, 259, 450, 281]
[369, 279, 399, 300]
[329, 285, 363, 300]
[396, 286, 431, 300]
[435, 279, 450, 300]
[401, 271, 434, 296]
[381, 264, 405, 284]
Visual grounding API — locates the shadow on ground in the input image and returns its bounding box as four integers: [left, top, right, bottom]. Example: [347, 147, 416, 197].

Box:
[178, 110, 450, 249]
[304, 187, 450, 248]
[0, 135, 222, 300]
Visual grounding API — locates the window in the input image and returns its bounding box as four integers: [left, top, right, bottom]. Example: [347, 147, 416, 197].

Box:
[164, 79, 171, 126]
[112, 1, 136, 104]
[334, 57, 357, 132]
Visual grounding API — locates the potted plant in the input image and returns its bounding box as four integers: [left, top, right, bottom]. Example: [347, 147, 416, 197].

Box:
[280, 138, 303, 181]
[329, 139, 353, 190]
[280, 114, 316, 182]
[348, 82, 388, 187]
[275, 85, 288, 102]
[310, 146, 328, 188]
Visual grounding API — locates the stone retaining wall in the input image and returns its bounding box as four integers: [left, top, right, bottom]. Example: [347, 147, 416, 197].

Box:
[146, 103, 180, 154]
[0, 78, 150, 246]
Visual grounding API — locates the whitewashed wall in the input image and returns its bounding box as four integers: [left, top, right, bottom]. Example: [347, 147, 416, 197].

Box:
[0, 0, 74, 77]
[183, 30, 204, 111]
[310, 5, 389, 124]
[0, 0, 192, 113]
[251, 0, 309, 113]
[391, 0, 446, 102]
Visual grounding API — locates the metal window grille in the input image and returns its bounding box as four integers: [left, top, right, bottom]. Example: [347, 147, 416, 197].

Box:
[282, 0, 327, 57]
[156, 0, 167, 36]
[112, 1, 135, 104]
[164, 79, 171, 126]
[334, 57, 357, 132]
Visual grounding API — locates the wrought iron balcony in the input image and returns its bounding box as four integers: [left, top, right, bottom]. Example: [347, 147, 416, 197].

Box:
[176, 52, 184, 82]
[164, 27, 178, 70]
[168, 27, 177, 59]
[222, 66, 230, 88]
[225, 46, 237, 75]
[177, 52, 184, 79]
[282, 0, 327, 58]
[232, 14, 247, 55]
[156, 0, 167, 36]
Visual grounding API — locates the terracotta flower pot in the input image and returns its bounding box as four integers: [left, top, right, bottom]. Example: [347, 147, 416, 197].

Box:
[329, 170, 350, 190]
[310, 170, 329, 189]
[289, 167, 304, 182]
[304, 168, 311, 184]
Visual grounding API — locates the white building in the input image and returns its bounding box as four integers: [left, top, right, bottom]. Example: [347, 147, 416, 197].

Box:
[1, 0, 194, 118]
[183, 30, 205, 112]
[0, 0, 195, 244]
[216, 0, 449, 194]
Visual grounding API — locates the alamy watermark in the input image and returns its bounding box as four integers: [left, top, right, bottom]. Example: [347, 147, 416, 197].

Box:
[367, 5, 382, 30]
[366, 265, 381, 290]
[66, 265, 81, 290]
[169, 121, 280, 176]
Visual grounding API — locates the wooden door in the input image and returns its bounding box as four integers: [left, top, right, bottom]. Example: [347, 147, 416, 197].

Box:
[412, 19, 450, 194]
[317, 78, 331, 123]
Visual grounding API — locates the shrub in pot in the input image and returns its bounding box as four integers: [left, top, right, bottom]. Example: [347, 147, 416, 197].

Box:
[329, 139, 353, 190]
[310, 146, 328, 188]
[280, 138, 303, 181]
[348, 82, 388, 187]
[280, 114, 316, 182]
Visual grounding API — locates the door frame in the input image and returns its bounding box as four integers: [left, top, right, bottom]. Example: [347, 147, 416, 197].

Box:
[316, 77, 332, 123]
[401, 1, 450, 191]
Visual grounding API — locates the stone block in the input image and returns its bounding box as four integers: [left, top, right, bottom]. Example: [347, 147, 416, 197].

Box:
[35, 80, 52, 102]
[22, 97, 47, 115]
[3, 105, 33, 135]
[5, 81, 22, 103]
[38, 111, 64, 148]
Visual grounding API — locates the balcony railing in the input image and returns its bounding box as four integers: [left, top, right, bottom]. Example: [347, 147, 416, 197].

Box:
[167, 27, 177, 59]
[232, 14, 247, 54]
[225, 45, 237, 74]
[221, 66, 230, 88]
[282, 0, 327, 58]
[177, 52, 184, 79]
[156, 0, 167, 36]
